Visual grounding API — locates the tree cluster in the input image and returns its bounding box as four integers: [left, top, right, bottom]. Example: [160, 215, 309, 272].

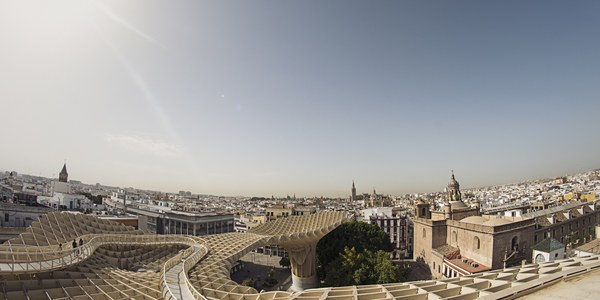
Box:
[279, 256, 290, 268]
[78, 192, 103, 205]
[316, 221, 410, 286]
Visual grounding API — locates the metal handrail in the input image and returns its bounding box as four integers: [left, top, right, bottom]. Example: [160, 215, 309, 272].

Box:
[0, 232, 205, 300]
[161, 249, 188, 300]
[185, 237, 210, 300]
[159, 236, 211, 300]
[182, 246, 210, 300]
[0, 234, 197, 274]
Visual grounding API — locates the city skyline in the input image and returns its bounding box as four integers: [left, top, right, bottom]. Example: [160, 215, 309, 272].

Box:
[2, 0, 600, 196]
[1, 164, 597, 198]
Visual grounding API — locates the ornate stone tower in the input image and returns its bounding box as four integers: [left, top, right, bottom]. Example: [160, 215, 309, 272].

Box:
[447, 170, 461, 202]
[370, 187, 378, 207]
[59, 163, 68, 183]
[351, 181, 357, 201]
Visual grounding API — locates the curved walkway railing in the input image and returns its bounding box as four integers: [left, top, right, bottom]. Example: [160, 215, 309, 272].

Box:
[0, 234, 197, 273]
[162, 243, 210, 300]
[183, 238, 211, 300]
[0, 211, 349, 300]
[0, 233, 206, 300]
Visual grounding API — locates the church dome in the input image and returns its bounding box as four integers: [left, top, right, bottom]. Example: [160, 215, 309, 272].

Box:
[460, 216, 487, 225]
[448, 173, 460, 188]
[483, 218, 513, 226]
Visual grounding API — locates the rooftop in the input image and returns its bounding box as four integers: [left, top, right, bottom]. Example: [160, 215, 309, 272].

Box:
[434, 244, 459, 257]
[522, 201, 590, 218]
[575, 239, 600, 254]
[446, 257, 491, 274]
[460, 215, 519, 227]
[533, 237, 565, 252]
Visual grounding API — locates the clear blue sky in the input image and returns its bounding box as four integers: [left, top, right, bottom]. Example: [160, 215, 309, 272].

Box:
[1, 0, 599, 197]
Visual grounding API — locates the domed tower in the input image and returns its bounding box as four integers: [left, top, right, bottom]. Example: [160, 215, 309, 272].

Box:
[59, 163, 68, 183]
[447, 170, 461, 202]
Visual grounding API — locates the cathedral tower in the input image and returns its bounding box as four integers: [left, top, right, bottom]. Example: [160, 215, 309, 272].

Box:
[59, 163, 68, 183]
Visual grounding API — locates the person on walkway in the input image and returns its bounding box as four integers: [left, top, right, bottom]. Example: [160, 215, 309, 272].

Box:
[72, 240, 78, 256]
[79, 238, 84, 246]
[58, 243, 62, 250]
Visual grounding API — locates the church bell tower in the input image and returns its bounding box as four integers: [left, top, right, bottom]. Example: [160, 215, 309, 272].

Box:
[59, 163, 69, 183]
[447, 170, 461, 202]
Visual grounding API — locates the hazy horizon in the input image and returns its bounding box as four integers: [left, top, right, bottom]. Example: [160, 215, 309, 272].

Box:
[2, 0, 600, 197]
[2, 164, 597, 199]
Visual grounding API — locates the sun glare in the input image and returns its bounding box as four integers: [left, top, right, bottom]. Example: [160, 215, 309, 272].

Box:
[2, 0, 97, 51]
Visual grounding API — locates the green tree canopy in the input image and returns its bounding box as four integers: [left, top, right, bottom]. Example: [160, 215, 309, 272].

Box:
[78, 192, 103, 205]
[322, 247, 404, 287]
[279, 256, 290, 268]
[316, 221, 394, 283]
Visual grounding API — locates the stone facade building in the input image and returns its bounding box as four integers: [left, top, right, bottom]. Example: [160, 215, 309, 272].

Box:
[413, 173, 599, 279]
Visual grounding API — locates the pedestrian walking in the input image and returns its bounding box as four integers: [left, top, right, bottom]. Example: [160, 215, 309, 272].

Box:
[79, 238, 84, 246]
[72, 240, 78, 256]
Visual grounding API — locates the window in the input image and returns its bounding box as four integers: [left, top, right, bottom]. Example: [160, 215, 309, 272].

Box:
[535, 254, 545, 263]
[4, 213, 8, 222]
[474, 236, 480, 250]
[511, 236, 519, 251]
[452, 231, 457, 245]
[423, 228, 426, 238]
